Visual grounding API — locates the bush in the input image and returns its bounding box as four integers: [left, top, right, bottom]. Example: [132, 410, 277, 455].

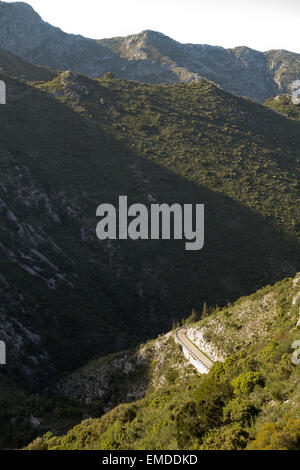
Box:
[103, 72, 114, 80]
[247, 417, 300, 450]
[200, 423, 248, 450]
[223, 398, 257, 426]
[231, 372, 264, 396]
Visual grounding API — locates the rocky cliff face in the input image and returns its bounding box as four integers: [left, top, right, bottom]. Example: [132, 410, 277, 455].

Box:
[1, 2, 300, 102]
[53, 332, 193, 410]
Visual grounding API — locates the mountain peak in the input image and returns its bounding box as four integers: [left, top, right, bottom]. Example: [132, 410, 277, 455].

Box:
[0, 1, 43, 25]
[138, 29, 180, 45]
[0, 1, 37, 14]
[11, 1, 34, 8]
[140, 29, 169, 38]
[0, 2, 300, 102]
[140, 29, 161, 35]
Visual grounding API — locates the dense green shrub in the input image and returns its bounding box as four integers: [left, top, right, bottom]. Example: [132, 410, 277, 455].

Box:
[247, 417, 300, 450]
[231, 372, 264, 396]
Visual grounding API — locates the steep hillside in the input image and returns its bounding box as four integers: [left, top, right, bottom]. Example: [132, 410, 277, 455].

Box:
[0, 51, 300, 395]
[1, 2, 300, 102]
[25, 273, 300, 450]
[0, 46, 56, 82]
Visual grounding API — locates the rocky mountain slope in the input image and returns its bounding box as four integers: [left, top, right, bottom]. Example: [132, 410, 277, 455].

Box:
[0, 47, 300, 395]
[1, 2, 300, 102]
[0, 44, 299, 449]
[25, 272, 300, 450]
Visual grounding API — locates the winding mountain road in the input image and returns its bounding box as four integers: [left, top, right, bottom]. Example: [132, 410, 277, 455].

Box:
[176, 327, 214, 372]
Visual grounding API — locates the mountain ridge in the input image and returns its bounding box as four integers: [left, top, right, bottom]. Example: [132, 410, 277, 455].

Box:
[1, 1, 300, 102]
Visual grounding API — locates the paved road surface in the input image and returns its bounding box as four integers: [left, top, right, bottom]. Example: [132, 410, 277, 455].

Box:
[176, 327, 214, 371]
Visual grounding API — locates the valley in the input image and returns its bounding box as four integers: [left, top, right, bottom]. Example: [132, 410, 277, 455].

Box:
[0, 1, 299, 451]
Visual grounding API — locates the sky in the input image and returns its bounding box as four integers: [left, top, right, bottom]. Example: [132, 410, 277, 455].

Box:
[4, 0, 300, 53]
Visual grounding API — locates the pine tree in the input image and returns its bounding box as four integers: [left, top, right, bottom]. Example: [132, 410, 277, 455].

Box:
[185, 309, 198, 325]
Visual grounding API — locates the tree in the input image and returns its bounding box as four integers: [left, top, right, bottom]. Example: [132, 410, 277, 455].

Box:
[223, 398, 257, 426]
[200, 423, 248, 450]
[202, 302, 208, 318]
[247, 418, 300, 450]
[231, 372, 264, 396]
[103, 72, 114, 80]
[185, 309, 198, 325]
